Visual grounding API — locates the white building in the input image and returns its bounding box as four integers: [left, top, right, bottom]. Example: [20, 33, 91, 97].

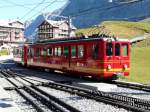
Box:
[0, 20, 26, 52]
[37, 19, 76, 41]
[0, 20, 25, 43]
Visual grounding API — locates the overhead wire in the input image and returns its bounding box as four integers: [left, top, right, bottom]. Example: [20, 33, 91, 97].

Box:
[68, 0, 144, 17]
[67, 0, 144, 36]
[0, 0, 66, 21]
[27, 0, 62, 20]
[0, 2, 54, 8]
[20, 0, 46, 20]
[2, 0, 30, 9]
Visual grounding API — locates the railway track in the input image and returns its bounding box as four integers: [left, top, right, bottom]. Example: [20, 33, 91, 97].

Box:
[0, 70, 81, 112]
[13, 67, 150, 93]
[1, 69, 150, 112]
[112, 80, 150, 92]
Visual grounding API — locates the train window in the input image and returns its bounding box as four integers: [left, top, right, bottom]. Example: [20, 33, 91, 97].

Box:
[58, 47, 61, 56]
[64, 46, 69, 58]
[115, 43, 120, 56]
[54, 47, 57, 56]
[92, 44, 99, 59]
[14, 48, 22, 57]
[71, 46, 76, 58]
[21, 49, 23, 57]
[28, 48, 34, 57]
[78, 45, 84, 58]
[22, 49, 24, 58]
[41, 48, 47, 56]
[47, 47, 53, 56]
[106, 43, 113, 56]
[122, 44, 128, 56]
[14, 48, 19, 55]
[35, 48, 40, 57]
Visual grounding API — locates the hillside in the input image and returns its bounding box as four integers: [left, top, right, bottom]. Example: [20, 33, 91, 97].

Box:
[76, 21, 150, 39]
[58, 0, 150, 28]
[123, 47, 150, 84]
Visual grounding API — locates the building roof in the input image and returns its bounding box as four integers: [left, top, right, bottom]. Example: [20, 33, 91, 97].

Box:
[45, 19, 76, 29]
[0, 20, 24, 29]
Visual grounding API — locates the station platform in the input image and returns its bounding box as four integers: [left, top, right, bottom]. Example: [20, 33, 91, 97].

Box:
[0, 84, 20, 112]
[72, 82, 118, 92]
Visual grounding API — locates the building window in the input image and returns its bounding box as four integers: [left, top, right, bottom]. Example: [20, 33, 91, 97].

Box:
[50, 29, 52, 32]
[49, 33, 53, 38]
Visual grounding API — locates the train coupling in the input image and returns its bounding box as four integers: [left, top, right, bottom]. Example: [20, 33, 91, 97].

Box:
[114, 72, 125, 79]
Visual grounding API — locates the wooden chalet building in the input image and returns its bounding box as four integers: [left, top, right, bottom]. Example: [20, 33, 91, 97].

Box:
[37, 20, 76, 40]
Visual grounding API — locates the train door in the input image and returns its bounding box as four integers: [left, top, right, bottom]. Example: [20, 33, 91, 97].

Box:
[113, 42, 130, 76]
[34, 47, 41, 64]
[62, 46, 70, 70]
[106, 42, 114, 73]
[27, 46, 34, 65]
[70, 45, 77, 70]
[23, 45, 28, 66]
[121, 43, 130, 76]
[113, 42, 122, 74]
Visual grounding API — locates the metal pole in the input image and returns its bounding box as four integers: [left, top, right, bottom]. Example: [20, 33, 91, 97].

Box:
[68, 16, 71, 38]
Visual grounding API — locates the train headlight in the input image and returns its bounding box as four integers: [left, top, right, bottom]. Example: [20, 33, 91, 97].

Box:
[123, 64, 128, 70]
[107, 65, 111, 70]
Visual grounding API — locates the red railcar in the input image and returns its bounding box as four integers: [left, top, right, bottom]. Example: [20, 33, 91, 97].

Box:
[13, 35, 130, 80]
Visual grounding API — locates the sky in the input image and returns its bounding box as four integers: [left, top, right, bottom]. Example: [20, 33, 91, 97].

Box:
[0, 0, 68, 22]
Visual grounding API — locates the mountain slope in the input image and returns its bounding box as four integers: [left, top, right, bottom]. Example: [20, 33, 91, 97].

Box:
[58, 0, 150, 28]
[76, 21, 150, 39]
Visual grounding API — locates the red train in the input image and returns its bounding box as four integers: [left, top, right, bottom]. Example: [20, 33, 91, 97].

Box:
[13, 35, 130, 80]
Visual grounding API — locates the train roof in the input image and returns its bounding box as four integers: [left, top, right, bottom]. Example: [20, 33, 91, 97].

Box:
[30, 34, 130, 46]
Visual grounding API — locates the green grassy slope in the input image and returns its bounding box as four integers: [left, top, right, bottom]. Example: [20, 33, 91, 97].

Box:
[122, 47, 150, 84]
[76, 21, 150, 39]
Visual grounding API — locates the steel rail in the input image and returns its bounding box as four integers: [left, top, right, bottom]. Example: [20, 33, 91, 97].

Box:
[6, 69, 150, 112]
[0, 71, 45, 112]
[112, 80, 150, 92]
[0, 71, 67, 112]
[2, 70, 81, 112]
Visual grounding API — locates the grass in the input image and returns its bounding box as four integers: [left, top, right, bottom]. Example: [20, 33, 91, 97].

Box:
[121, 47, 150, 84]
[76, 20, 150, 39]
[0, 49, 9, 56]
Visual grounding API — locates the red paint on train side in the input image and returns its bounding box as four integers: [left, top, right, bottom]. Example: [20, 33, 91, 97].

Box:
[13, 37, 130, 80]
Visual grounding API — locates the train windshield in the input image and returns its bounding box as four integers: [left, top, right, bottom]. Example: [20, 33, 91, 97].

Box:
[106, 43, 113, 56]
[115, 43, 120, 56]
